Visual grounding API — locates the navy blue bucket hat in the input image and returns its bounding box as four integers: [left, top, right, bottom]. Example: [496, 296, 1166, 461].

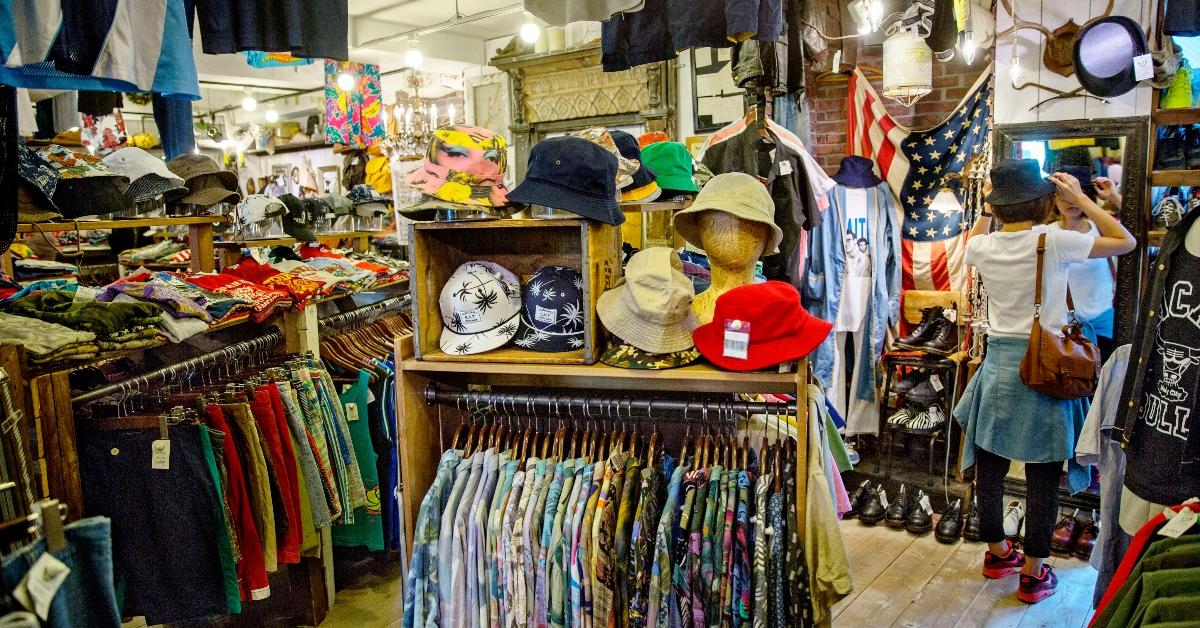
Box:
[831, 155, 882, 188]
[508, 136, 624, 225]
[610, 130, 657, 191]
[986, 159, 1057, 206]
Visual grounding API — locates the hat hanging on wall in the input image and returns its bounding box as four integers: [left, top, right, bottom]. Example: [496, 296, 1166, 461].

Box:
[1073, 15, 1150, 98]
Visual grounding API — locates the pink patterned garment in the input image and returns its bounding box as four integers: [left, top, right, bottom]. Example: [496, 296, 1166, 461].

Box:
[324, 61, 385, 148]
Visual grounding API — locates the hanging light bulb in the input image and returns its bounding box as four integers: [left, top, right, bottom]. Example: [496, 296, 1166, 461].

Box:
[241, 91, 257, 112]
[1008, 34, 1021, 83]
[520, 12, 541, 43]
[868, 0, 885, 32]
[337, 71, 355, 92]
[265, 107, 279, 123]
[404, 40, 423, 69]
[962, 31, 977, 65]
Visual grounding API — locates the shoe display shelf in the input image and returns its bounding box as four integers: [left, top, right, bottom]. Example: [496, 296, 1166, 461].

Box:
[876, 351, 962, 483]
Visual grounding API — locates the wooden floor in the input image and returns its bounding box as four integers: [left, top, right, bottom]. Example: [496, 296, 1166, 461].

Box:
[833, 517, 1099, 628]
[318, 517, 1100, 627]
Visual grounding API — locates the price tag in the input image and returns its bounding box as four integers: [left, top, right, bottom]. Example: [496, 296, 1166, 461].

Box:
[931, 374, 944, 392]
[832, 50, 842, 73]
[943, 308, 957, 323]
[23, 553, 70, 620]
[1133, 54, 1153, 81]
[778, 161, 793, 176]
[346, 402, 360, 422]
[151, 439, 170, 470]
[919, 493, 933, 514]
[73, 286, 99, 302]
[1159, 511, 1197, 538]
[879, 489, 889, 509]
[723, 320, 750, 360]
[535, 305, 558, 325]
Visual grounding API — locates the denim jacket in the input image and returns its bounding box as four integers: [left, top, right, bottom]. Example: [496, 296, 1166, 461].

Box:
[1113, 206, 1200, 469]
[803, 183, 901, 401]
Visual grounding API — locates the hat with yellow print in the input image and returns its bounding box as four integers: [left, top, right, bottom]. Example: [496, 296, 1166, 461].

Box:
[404, 125, 510, 207]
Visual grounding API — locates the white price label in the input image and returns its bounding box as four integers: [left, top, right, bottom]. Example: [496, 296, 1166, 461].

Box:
[151, 439, 170, 470]
[919, 494, 933, 515]
[346, 402, 360, 422]
[879, 490, 889, 509]
[778, 160, 793, 176]
[723, 330, 750, 360]
[944, 308, 957, 323]
[1159, 511, 1197, 538]
[931, 374, 944, 392]
[1133, 54, 1153, 81]
[535, 305, 558, 325]
[23, 553, 70, 620]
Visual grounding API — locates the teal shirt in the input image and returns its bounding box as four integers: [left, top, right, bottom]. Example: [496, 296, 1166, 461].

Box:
[332, 369, 383, 550]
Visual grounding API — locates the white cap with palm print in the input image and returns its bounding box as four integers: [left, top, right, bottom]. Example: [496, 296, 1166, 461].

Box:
[438, 261, 522, 355]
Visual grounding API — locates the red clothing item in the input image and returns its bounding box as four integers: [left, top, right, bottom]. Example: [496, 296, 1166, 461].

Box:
[249, 388, 302, 565]
[1090, 502, 1200, 623]
[224, 256, 323, 306]
[298, 243, 345, 260]
[203, 404, 270, 601]
[264, 384, 304, 564]
[185, 274, 291, 323]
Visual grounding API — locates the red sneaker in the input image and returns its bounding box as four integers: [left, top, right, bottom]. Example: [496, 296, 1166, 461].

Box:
[1017, 565, 1058, 603]
[982, 542, 1026, 579]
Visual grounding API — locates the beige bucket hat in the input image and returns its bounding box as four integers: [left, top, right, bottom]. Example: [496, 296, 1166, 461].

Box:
[597, 247, 698, 354]
[671, 171, 783, 254]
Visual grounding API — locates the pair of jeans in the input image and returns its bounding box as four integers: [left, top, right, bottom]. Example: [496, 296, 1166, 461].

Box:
[975, 447, 1062, 559]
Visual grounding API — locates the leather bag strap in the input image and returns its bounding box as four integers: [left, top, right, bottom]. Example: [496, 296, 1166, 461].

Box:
[1034, 232, 1046, 318]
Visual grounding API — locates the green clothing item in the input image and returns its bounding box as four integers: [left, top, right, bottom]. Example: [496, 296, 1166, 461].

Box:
[1093, 535, 1200, 627]
[1108, 568, 1200, 628]
[1142, 595, 1200, 624]
[199, 425, 241, 614]
[8, 289, 161, 335]
[700, 465, 724, 620]
[825, 412, 853, 472]
[332, 370, 383, 550]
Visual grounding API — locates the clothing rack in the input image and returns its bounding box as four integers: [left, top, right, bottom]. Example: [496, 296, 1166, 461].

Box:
[70, 331, 286, 405]
[317, 294, 411, 331]
[423, 384, 799, 420]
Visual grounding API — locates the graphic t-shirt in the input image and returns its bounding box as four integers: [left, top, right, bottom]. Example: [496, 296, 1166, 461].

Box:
[1125, 247, 1200, 504]
[835, 187, 872, 332]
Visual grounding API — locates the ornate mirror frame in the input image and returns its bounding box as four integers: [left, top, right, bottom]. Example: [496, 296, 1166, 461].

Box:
[994, 116, 1150, 346]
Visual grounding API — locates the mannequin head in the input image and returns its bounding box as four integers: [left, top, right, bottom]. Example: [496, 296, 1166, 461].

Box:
[697, 211, 769, 267]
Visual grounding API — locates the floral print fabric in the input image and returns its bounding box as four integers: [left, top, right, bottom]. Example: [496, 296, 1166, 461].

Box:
[324, 60, 384, 149]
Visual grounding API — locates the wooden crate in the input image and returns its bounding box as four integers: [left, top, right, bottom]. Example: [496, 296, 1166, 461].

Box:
[408, 219, 621, 364]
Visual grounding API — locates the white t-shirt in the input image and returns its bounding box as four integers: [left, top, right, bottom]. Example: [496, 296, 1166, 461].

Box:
[836, 187, 873, 331]
[1047, 222, 1114, 322]
[966, 226, 1094, 338]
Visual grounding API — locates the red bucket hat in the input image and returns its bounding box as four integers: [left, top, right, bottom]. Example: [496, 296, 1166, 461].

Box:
[693, 281, 832, 371]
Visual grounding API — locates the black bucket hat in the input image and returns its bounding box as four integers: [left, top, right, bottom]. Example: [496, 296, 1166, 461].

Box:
[1074, 16, 1150, 98]
[507, 136, 624, 225]
[985, 159, 1056, 206]
[610, 130, 657, 191]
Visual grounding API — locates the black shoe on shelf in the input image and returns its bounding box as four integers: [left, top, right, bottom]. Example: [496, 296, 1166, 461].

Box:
[895, 306, 944, 350]
[919, 317, 959, 356]
[905, 377, 942, 410]
[846, 479, 874, 518]
[907, 490, 934, 535]
[892, 370, 927, 395]
[936, 498, 964, 544]
[1158, 126, 1187, 170]
[859, 486, 887, 526]
[884, 484, 912, 528]
[1188, 126, 1200, 169]
[962, 495, 982, 542]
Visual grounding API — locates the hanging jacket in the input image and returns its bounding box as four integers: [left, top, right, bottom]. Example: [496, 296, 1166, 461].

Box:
[803, 182, 901, 401]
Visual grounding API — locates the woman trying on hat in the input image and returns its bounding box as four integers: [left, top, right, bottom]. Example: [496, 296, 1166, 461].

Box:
[956, 159, 1135, 604]
[1047, 167, 1119, 363]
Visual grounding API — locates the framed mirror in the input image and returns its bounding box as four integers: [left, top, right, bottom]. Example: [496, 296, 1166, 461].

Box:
[994, 116, 1150, 346]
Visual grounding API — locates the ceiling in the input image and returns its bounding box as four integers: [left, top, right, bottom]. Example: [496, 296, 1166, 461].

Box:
[347, 0, 527, 41]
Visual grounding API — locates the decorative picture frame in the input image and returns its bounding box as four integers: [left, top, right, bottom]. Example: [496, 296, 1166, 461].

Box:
[690, 48, 744, 133]
[319, 165, 340, 195]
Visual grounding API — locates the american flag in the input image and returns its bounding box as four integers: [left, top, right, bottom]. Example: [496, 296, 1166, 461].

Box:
[847, 67, 992, 291]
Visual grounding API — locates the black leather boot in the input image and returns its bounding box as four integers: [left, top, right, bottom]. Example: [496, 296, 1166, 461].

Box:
[895, 306, 943, 350]
[919, 316, 959, 356]
[846, 479, 874, 518]
[884, 484, 911, 528]
[907, 489, 933, 534]
[936, 498, 964, 543]
[859, 486, 887, 526]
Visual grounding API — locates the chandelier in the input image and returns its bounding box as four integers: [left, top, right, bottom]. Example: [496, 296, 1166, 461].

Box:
[387, 71, 438, 159]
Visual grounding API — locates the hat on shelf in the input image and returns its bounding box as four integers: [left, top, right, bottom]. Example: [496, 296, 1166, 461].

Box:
[692, 281, 832, 371]
[166, 154, 240, 207]
[17, 181, 60, 224]
[610, 130, 661, 203]
[237, 194, 287, 225]
[347, 183, 389, 216]
[599, 337, 702, 370]
[830, 155, 883, 188]
[640, 141, 699, 196]
[985, 159, 1056, 206]
[597, 247, 698, 355]
[323, 194, 354, 217]
[1074, 16, 1150, 98]
[404, 125, 511, 207]
[278, 193, 317, 241]
[671, 172, 782, 254]
[569, 127, 639, 189]
[35, 144, 131, 218]
[439, 261, 523, 356]
[17, 140, 61, 217]
[507, 136, 625, 225]
[638, 131, 669, 148]
[513, 265, 587, 352]
[1054, 165, 1097, 200]
[103, 147, 188, 204]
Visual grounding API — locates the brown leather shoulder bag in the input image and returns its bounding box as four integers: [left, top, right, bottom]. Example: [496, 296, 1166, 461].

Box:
[1018, 233, 1101, 400]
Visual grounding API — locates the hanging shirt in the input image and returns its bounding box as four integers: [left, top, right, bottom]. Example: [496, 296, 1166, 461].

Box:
[332, 370, 384, 550]
[834, 187, 873, 332]
[191, 0, 349, 60]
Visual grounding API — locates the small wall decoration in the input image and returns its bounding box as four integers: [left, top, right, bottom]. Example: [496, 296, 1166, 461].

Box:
[320, 165, 340, 194]
[691, 48, 744, 133]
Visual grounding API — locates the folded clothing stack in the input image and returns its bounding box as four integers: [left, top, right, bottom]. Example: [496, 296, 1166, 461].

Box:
[13, 259, 79, 281]
[123, 240, 189, 265]
[0, 311, 100, 366]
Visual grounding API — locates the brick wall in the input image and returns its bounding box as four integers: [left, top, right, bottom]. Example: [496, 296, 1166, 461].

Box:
[807, 46, 991, 173]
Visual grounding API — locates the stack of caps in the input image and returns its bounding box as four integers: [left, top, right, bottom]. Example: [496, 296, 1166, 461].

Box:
[610, 130, 660, 203]
[507, 136, 625, 226]
[27, 144, 132, 220]
[321, 194, 355, 233]
[598, 247, 701, 369]
[236, 195, 288, 239]
[347, 184, 390, 232]
[102, 147, 188, 211]
[402, 125, 513, 222]
[640, 141, 699, 198]
[278, 194, 317, 241]
[166, 154, 241, 213]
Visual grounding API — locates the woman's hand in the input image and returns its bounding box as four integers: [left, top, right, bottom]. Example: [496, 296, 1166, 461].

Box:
[982, 178, 992, 198]
[1049, 172, 1088, 205]
[1092, 176, 1123, 210]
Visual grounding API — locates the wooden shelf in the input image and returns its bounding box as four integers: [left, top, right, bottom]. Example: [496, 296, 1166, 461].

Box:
[400, 358, 800, 394]
[213, 232, 373, 250]
[1153, 108, 1200, 126]
[17, 215, 228, 233]
[245, 140, 331, 156]
[1150, 170, 1200, 187]
[618, 200, 692, 212]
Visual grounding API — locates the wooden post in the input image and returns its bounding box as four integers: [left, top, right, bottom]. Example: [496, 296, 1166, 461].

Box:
[189, 222, 215, 273]
[29, 372, 80, 517]
[395, 336, 436, 554]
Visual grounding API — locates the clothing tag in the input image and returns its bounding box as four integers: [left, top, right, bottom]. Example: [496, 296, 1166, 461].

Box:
[1159, 511, 1197, 538]
[832, 50, 842, 73]
[342, 384, 352, 394]
[346, 402, 360, 422]
[943, 308, 957, 323]
[1184, 497, 1199, 505]
[534, 305, 558, 325]
[930, 374, 944, 392]
[1133, 54, 1153, 81]
[1163, 506, 1177, 519]
[460, 309, 483, 325]
[919, 494, 933, 515]
[366, 388, 376, 404]
[722, 320, 750, 360]
[151, 439, 170, 470]
[73, 286, 99, 302]
[778, 161, 793, 176]
[879, 489, 889, 509]
[24, 553, 70, 621]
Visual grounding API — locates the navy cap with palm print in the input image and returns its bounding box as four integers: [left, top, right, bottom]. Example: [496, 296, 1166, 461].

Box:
[514, 265, 586, 353]
[438, 261, 522, 355]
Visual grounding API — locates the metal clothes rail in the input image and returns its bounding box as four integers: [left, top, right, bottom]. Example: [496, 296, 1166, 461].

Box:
[317, 294, 410, 331]
[70, 331, 285, 405]
[422, 385, 799, 420]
